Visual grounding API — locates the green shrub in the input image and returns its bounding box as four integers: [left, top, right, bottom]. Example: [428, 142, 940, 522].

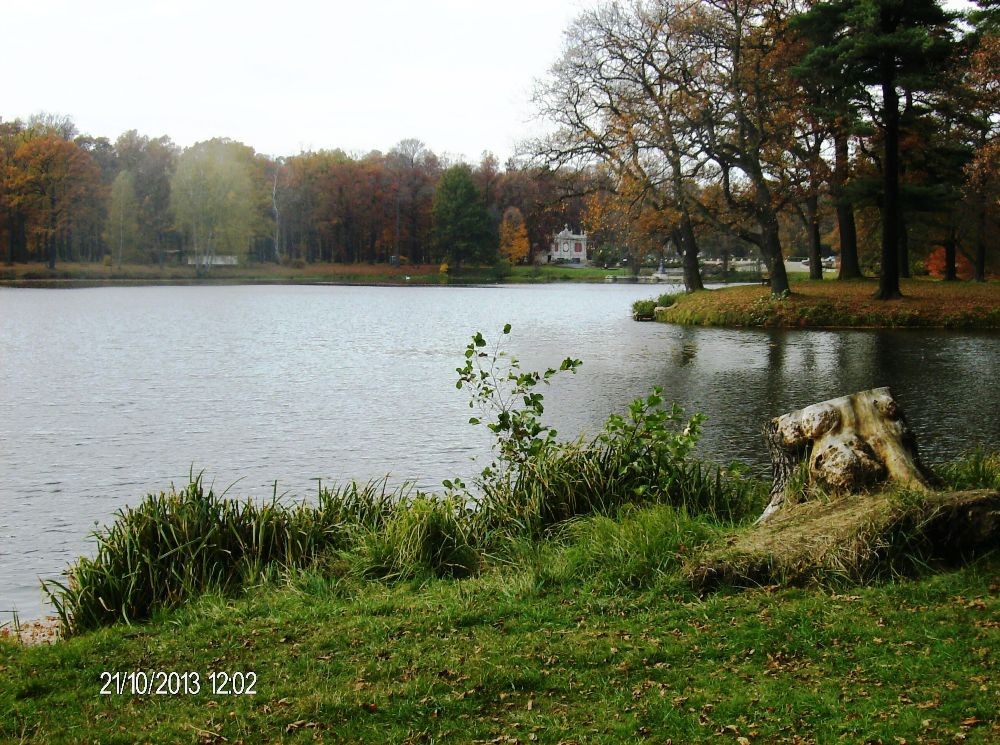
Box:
[632, 299, 657, 319]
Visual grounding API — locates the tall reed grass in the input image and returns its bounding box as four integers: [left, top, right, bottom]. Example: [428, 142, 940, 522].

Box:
[932, 447, 1000, 491]
[44, 476, 405, 633]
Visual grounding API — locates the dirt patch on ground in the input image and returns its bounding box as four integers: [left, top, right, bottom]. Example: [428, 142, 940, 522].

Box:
[690, 489, 1000, 589]
[0, 616, 61, 646]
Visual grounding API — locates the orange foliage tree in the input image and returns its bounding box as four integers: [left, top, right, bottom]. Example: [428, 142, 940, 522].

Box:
[925, 245, 975, 280]
[499, 206, 530, 264]
[10, 134, 104, 268]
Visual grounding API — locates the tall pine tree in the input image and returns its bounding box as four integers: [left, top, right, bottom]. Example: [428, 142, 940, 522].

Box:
[793, 0, 957, 299]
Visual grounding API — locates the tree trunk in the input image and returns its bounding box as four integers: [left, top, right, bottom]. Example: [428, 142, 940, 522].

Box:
[875, 11, 902, 300]
[677, 211, 705, 292]
[806, 193, 823, 281]
[761, 215, 790, 295]
[759, 387, 931, 523]
[833, 129, 862, 280]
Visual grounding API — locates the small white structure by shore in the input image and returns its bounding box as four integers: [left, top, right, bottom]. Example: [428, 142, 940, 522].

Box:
[186, 255, 239, 267]
[544, 226, 589, 266]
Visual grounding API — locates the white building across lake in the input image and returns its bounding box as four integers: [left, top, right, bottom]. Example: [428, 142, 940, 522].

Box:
[545, 225, 589, 265]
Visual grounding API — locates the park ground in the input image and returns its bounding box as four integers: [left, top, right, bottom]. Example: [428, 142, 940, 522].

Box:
[654, 278, 1000, 329]
[2, 546, 997, 744]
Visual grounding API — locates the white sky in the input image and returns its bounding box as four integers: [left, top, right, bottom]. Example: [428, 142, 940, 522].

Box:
[4, 0, 591, 162]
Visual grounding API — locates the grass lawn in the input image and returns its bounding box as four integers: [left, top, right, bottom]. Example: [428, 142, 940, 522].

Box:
[0, 262, 633, 287]
[656, 278, 1000, 329]
[2, 550, 997, 744]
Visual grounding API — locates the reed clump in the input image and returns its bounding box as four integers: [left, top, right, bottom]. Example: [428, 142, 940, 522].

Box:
[45, 477, 404, 633]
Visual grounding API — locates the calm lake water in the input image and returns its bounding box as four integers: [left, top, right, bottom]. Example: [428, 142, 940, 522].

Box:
[1, 283, 998, 620]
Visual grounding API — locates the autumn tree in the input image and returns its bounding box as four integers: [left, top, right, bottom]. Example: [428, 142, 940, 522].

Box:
[387, 139, 439, 265]
[115, 131, 177, 264]
[432, 164, 495, 269]
[499, 206, 531, 263]
[672, 0, 815, 295]
[107, 170, 139, 267]
[0, 119, 29, 264]
[10, 134, 104, 268]
[533, 0, 707, 292]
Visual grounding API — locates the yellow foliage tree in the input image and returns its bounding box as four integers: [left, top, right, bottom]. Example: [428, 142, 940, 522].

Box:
[499, 206, 530, 264]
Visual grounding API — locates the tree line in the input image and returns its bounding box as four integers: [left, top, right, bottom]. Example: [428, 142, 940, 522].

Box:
[2, 1, 997, 293]
[0, 119, 589, 273]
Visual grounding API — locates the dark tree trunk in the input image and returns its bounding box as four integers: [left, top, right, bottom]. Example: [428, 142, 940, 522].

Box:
[762, 215, 790, 295]
[806, 193, 823, 280]
[833, 129, 863, 280]
[876, 29, 902, 301]
[677, 211, 704, 292]
[975, 194, 987, 282]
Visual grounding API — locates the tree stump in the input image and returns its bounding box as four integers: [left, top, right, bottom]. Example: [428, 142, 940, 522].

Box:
[759, 387, 932, 523]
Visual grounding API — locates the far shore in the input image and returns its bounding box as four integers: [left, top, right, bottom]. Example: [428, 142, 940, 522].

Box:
[0, 261, 633, 287]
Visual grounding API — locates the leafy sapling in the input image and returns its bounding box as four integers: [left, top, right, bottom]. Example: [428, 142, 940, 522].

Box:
[452, 324, 581, 489]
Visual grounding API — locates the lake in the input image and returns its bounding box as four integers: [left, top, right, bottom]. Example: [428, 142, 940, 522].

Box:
[2, 283, 998, 621]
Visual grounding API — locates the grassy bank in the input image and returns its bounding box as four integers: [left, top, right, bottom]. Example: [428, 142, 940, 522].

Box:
[654, 279, 1000, 329]
[2, 547, 996, 744]
[2, 446, 997, 743]
[0, 261, 633, 287]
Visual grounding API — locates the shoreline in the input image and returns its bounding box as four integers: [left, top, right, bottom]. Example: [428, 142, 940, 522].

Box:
[0, 615, 60, 646]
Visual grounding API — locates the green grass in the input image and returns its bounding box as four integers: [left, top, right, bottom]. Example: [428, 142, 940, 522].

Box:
[3, 448, 997, 742]
[0, 261, 634, 287]
[2, 544, 997, 743]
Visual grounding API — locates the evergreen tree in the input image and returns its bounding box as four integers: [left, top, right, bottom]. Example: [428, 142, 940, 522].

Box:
[793, 0, 957, 299]
[431, 165, 495, 269]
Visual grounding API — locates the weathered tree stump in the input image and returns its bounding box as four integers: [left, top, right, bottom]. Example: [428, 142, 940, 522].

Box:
[759, 387, 932, 523]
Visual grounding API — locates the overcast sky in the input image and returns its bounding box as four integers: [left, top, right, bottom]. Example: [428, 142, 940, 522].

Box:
[7, 0, 975, 162]
[5, 0, 591, 162]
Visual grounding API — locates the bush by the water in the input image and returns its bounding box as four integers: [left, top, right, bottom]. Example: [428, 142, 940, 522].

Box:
[632, 292, 681, 319]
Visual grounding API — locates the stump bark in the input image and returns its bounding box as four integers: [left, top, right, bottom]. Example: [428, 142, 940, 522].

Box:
[759, 387, 932, 523]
